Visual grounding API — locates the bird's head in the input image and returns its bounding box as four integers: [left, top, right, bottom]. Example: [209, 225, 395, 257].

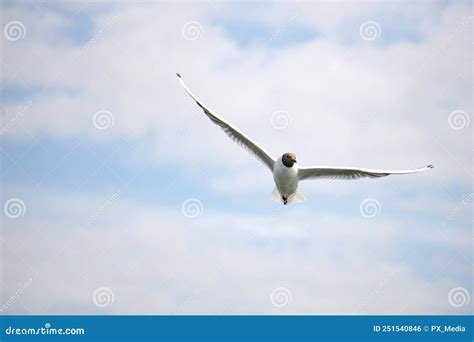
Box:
[282, 153, 297, 168]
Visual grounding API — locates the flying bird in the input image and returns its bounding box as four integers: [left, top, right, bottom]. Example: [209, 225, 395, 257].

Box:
[176, 73, 433, 205]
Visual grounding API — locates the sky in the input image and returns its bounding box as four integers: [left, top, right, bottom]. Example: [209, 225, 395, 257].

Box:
[0, 0, 472, 315]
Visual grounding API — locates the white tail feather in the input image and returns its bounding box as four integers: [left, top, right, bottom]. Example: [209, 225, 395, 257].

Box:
[271, 188, 306, 204]
[289, 190, 306, 204]
[271, 188, 283, 203]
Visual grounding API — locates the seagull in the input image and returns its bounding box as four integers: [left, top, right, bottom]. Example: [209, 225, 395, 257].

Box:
[176, 73, 433, 205]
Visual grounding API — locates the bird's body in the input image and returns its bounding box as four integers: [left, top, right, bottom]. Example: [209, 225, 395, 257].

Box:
[273, 156, 300, 204]
[176, 73, 433, 205]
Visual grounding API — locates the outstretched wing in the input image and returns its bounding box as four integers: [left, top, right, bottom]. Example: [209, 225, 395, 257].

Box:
[176, 73, 275, 172]
[298, 165, 433, 181]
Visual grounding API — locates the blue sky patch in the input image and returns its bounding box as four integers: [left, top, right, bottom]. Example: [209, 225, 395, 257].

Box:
[217, 19, 316, 48]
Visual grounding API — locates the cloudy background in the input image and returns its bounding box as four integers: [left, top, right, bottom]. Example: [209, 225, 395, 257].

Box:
[0, 0, 472, 315]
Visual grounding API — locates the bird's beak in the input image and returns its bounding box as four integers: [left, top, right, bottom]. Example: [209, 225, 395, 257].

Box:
[293, 158, 297, 163]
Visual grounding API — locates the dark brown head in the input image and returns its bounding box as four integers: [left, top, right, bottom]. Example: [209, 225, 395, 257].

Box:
[282, 153, 297, 168]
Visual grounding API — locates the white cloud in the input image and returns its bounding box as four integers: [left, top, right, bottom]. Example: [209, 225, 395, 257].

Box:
[1, 189, 470, 314]
[1, 1, 471, 315]
[1, 2, 470, 195]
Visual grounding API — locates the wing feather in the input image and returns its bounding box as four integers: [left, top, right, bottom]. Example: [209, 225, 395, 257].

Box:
[177, 73, 275, 171]
[298, 165, 434, 181]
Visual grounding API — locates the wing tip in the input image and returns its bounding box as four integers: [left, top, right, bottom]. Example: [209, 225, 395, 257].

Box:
[176, 73, 181, 78]
[427, 164, 434, 169]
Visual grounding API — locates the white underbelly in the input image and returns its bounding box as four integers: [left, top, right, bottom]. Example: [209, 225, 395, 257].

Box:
[273, 167, 299, 197]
